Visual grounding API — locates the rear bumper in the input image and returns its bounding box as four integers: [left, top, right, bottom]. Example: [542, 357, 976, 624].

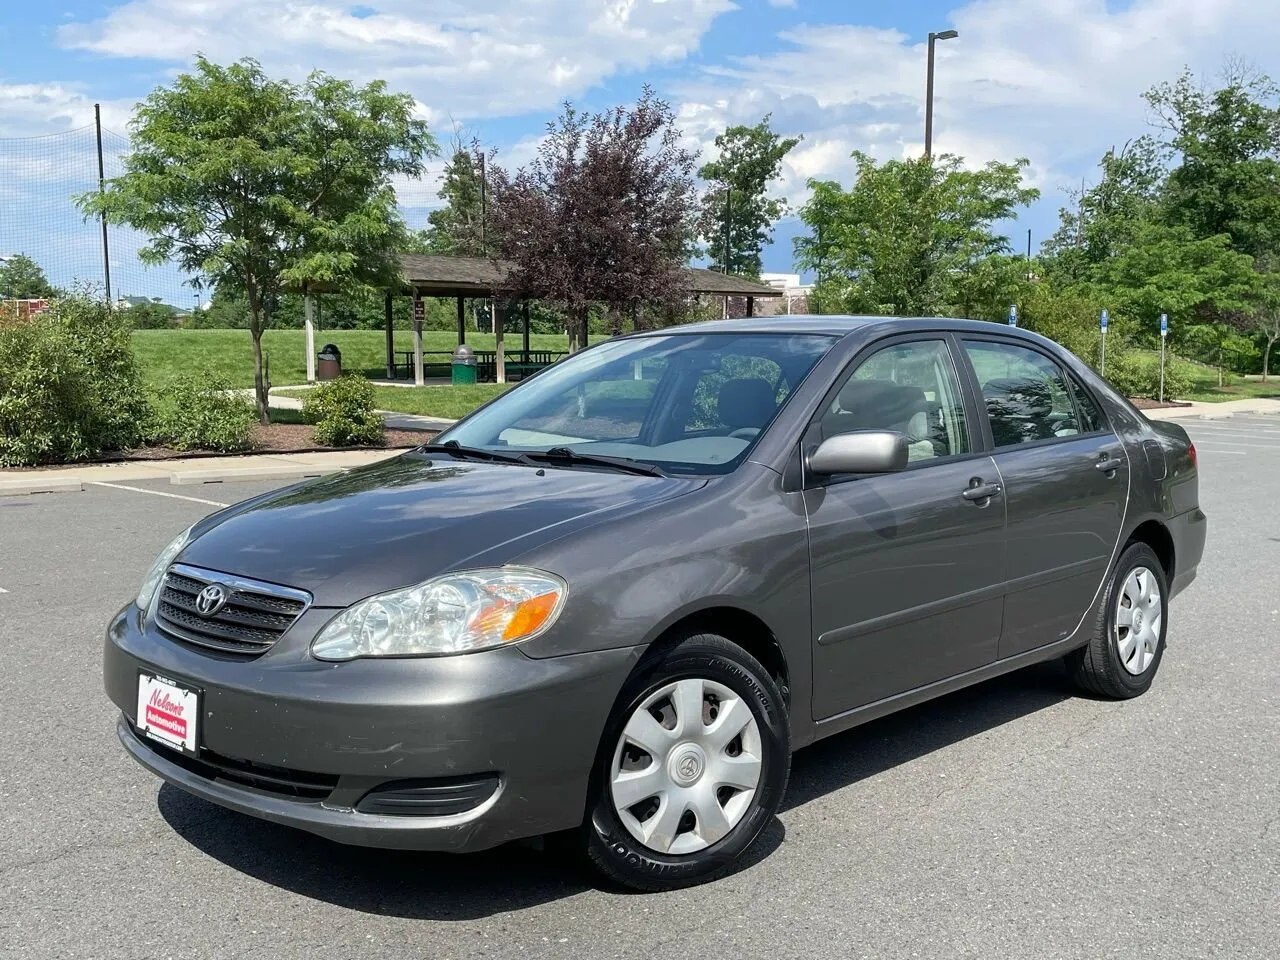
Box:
[1168, 506, 1207, 600]
[105, 605, 641, 851]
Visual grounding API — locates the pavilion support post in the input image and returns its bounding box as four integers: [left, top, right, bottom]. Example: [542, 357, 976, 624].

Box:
[495, 299, 506, 384]
[304, 287, 317, 382]
[383, 291, 394, 379]
[522, 301, 531, 357]
[456, 295, 465, 346]
[413, 288, 424, 386]
[746, 296, 754, 318]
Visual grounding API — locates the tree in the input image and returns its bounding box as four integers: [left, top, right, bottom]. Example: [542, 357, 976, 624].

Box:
[0, 254, 57, 299]
[794, 152, 1038, 317]
[697, 116, 800, 276]
[486, 87, 697, 352]
[1242, 258, 1280, 380]
[423, 133, 487, 257]
[79, 56, 435, 420]
[1146, 67, 1280, 260]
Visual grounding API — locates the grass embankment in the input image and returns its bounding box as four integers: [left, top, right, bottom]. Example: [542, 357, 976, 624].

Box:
[132, 329, 579, 390]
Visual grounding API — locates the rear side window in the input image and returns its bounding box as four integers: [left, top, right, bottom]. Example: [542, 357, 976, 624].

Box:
[1068, 377, 1106, 433]
[962, 340, 1080, 447]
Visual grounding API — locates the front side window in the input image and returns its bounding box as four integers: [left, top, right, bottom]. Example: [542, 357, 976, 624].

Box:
[963, 340, 1079, 447]
[438, 333, 836, 475]
[820, 339, 970, 461]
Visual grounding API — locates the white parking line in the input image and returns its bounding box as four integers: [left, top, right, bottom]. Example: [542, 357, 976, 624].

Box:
[0, 586, 8, 594]
[87, 481, 230, 508]
[1193, 448, 1249, 455]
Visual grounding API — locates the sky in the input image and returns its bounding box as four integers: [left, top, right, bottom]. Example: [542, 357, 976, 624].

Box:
[2, 0, 1279, 303]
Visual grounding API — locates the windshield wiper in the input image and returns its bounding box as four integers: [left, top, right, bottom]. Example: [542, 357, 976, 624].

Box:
[523, 447, 667, 477]
[416, 441, 533, 466]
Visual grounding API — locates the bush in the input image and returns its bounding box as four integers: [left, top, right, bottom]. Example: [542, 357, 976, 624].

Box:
[302, 375, 385, 447]
[0, 297, 149, 466]
[1103, 351, 1194, 400]
[146, 375, 257, 452]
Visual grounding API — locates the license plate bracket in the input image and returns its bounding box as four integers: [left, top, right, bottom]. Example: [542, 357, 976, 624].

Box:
[136, 671, 201, 757]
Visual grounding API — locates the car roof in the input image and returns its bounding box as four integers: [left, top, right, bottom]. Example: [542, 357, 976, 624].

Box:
[636, 315, 1051, 342]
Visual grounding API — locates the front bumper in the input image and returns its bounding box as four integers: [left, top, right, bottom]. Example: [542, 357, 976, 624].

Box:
[105, 606, 641, 852]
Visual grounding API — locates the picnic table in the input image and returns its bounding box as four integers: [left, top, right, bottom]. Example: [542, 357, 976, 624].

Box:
[394, 349, 568, 382]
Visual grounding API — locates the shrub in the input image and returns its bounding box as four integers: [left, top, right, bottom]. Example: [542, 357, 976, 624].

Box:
[0, 297, 149, 466]
[146, 374, 257, 452]
[1104, 351, 1194, 400]
[302, 375, 385, 447]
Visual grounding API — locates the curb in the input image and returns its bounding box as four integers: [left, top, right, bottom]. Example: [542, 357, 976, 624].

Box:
[0, 476, 84, 497]
[169, 463, 339, 486]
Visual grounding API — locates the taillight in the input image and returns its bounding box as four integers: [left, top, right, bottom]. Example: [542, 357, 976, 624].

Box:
[1188, 442, 1197, 467]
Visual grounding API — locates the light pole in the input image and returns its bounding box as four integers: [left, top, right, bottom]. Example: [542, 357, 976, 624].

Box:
[924, 29, 958, 159]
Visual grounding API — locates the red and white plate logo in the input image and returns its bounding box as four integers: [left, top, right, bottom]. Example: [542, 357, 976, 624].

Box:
[137, 674, 199, 754]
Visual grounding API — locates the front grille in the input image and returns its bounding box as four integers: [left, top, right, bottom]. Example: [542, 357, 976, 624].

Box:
[130, 724, 337, 800]
[155, 563, 310, 657]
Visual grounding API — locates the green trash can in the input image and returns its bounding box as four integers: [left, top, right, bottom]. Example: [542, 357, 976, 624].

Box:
[451, 344, 477, 385]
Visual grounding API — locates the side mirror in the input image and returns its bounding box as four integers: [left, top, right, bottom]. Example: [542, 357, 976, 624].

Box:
[807, 431, 909, 476]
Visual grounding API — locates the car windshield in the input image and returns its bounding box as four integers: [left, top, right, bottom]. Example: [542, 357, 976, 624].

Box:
[435, 332, 837, 476]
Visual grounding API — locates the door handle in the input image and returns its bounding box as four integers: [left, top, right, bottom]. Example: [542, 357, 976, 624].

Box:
[1095, 455, 1125, 474]
[961, 481, 1002, 502]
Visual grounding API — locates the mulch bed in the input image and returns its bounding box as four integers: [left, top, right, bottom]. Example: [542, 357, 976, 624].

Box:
[1129, 397, 1194, 410]
[73, 423, 435, 465]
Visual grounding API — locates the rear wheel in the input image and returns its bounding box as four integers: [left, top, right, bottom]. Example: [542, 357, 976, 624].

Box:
[582, 634, 789, 891]
[1067, 542, 1168, 698]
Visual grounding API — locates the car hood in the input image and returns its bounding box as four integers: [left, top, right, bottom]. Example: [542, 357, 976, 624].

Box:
[179, 452, 705, 606]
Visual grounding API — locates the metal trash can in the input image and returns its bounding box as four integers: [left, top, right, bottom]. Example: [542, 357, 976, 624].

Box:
[451, 344, 477, 385]
[317, 343, 342, 380]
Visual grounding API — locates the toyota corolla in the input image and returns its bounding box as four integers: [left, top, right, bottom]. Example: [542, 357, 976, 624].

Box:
[105, 316, 1205, 890]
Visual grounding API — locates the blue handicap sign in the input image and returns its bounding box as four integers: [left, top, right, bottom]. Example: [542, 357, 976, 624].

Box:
[1160, 313, 1168, 335]
[1008, 305, 1018, 327]
[1100, 309, 1109, 332]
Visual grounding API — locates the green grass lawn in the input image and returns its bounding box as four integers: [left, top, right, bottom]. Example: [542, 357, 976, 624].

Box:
[279, 383, 513, 420]
[132, 329, 580, 390]
[1181, 377, 1280, 403]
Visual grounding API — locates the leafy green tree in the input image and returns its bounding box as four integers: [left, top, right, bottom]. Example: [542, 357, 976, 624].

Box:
[1147, 67, 1280, 259]
[0, 254, 58, 299]
[1092, 220, 1258, 347]
[78, 56, 435, 420]
[698, 116, 800, 276]
[423, 138, 487, 257]
[794, 152, 1038, 317]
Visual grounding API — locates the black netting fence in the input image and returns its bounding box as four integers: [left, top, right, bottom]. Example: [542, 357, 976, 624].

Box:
[0, 121, 192, 309]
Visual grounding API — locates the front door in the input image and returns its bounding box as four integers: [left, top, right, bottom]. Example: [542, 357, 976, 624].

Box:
[805, 338, 1006, 721]
[959, 337, 1129, 658]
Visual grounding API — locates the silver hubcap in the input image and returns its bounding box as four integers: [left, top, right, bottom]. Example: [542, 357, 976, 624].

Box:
[609, 677, 763, 855]
[1115, 565, 1163, 676]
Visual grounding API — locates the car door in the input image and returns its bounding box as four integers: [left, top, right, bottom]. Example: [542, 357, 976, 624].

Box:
[803, 337, 1007, 721]
[958, 337, 1128, 659]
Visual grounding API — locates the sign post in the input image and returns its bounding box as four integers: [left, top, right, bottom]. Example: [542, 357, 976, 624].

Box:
[1100, 309, 1108, 376]
[1159, 313, 1168, 403]
[1008, 304, 1018, 328]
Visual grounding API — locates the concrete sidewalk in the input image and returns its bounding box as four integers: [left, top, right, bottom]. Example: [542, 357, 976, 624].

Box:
[0, 448, 401, 496]
[1142, 397, 1280, 420]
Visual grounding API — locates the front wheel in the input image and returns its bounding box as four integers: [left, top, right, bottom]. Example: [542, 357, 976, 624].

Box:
[582, 634, 790, 891]
[1067, 541, 1169, 699]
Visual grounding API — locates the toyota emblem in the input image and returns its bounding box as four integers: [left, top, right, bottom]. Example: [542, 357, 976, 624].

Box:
[194, 583, 228, 617]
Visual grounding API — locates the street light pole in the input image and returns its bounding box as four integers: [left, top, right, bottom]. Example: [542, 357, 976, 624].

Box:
[924, 29, 958, 159]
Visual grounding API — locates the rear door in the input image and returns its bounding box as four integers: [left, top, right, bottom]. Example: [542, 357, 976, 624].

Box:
[804, 336, 1006, 720]
[958, 337, 1128, 659]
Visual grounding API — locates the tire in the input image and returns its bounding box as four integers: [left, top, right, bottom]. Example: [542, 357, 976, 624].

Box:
[581, 633, 790, 891]
[1067, 542, 1169, 699]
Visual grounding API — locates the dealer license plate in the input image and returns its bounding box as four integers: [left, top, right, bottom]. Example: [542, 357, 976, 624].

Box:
[136, 672, 200, 756]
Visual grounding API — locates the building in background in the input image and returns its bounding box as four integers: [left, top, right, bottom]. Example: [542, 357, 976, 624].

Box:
[758, 273, 813, 315]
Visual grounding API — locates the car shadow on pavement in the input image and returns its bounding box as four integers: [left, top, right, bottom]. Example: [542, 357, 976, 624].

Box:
[782, 659, 1073, 812]
[158, 661, 1066, 916]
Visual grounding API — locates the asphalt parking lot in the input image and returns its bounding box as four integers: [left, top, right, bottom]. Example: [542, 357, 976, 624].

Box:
[2, 415, 1277, 960]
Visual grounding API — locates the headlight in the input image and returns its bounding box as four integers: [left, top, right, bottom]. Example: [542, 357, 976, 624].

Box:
[311, 567, 567, 661]
[135, 525, 193, 610]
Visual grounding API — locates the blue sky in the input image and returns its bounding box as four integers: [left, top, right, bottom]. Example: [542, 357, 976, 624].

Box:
[2, 0, 1279, 303]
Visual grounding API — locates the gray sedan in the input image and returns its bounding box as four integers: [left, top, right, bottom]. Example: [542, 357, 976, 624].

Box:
[104, 316, 1205, 891]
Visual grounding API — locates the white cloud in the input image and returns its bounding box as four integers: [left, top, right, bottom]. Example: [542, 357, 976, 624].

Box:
[0, 83, 133, 137]
[58, 0, 737, 120]
[767, 0, 797, 7]
[675, 0, 1280, 213]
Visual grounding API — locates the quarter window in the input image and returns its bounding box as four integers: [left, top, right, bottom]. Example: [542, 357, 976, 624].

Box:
[1068, 377, 1105, 433]
[962, 340, 1080, 447]
[821, 340, 969, 461]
